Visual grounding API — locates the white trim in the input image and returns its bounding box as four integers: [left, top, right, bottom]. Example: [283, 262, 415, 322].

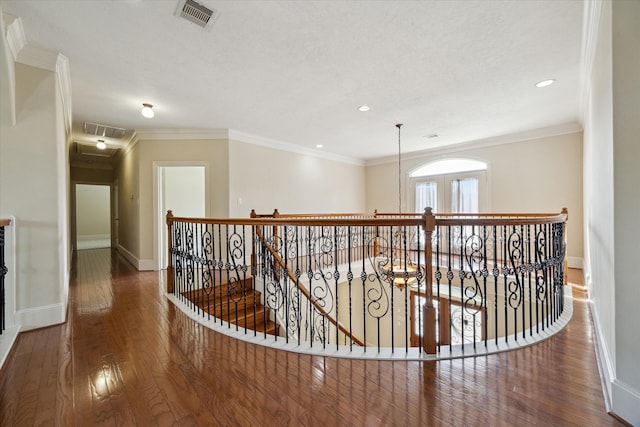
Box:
[152, 161, 211, 271]
[579, 0, 603, 123]
[611, 380, 640, 426]
[16, 303, 66, 331]
[77, 233, 111, 242]
[590, 298, 615, 412]
[136, 128, 228, 141]
[567, 256, 584, 269]
[366, 123, 583, 166]
[136, 128, 364, 166]
[229, 129, 364, 166]
[117, 244, 139, 268]
[1, 11, 19, 126]
[2, 12, 26, 62]
[138, 259, 155, 271]
[55, 54, 72, 136]
[117, 243, 155, 271]
[15, 43, 59, 71]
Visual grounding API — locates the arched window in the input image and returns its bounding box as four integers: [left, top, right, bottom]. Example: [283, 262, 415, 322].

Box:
[410, 159, 488, 214]
[411, 158, 487, 177]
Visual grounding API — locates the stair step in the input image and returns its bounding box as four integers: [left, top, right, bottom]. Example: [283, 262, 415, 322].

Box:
[217, 304, 267, 325]
[181, 277, 281, 337]
[201, 291, 261, 313]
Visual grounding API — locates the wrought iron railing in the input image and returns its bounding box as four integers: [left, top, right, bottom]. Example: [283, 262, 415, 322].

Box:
[166, 209, 568, 358]
[0, 219, 10, 335]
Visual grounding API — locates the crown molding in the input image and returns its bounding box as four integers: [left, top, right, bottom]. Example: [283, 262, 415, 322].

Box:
[2, 12, 25, 62]
[2, 11, 72, 134]
[365, 122, 584, 166]
[135, 128, 229, 141]
[228, 129, 364, 166]
[55, 54, 72, 136]
[579, 0, 603, 124]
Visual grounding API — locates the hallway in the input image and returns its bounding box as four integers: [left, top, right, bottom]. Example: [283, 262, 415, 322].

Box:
[0, 248, 624, 425]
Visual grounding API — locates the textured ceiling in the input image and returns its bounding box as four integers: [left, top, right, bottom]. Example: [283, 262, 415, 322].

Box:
[1, 0, 585, 161]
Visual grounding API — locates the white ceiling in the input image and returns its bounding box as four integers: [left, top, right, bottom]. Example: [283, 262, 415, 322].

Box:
[1, 0, 585, 161]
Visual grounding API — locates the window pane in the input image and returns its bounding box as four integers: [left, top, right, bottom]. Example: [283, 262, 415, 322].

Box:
[451, 178, 478, 213]
[415, 181, 437, 213]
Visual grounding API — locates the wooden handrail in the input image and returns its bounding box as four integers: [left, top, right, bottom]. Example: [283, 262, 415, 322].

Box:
[248, 209, 568, 227]
[0, 219, 11, 227]
[254, 225, 366, 347]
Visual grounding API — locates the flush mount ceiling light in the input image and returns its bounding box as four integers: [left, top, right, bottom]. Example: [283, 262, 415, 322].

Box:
[316, 144, 324, 148]
[96, 140, 106, 150]
[535, 79, 555, 88]
[141, 103, 155, 118]
[358, 105, 371, 112]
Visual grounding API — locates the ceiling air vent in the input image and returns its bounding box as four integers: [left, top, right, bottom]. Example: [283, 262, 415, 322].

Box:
[176, 0, 218, 30]
[83, 122, 127, 139]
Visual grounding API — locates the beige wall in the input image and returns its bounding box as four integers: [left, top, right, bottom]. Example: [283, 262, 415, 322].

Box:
[75, 184, 110, 238]
[115, 142, 140, 260]
[114, 138, 229, 269]
[366, 132, 584, 265]
[228, 140, 366, 217]
[71, 166, 113, 184]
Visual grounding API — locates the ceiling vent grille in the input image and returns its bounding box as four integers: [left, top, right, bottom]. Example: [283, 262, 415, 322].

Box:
[83, 122, 127, 139]
[176, 0, 218, 30]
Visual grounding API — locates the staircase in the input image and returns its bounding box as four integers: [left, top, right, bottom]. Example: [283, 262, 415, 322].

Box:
[182, 277, 280, 336]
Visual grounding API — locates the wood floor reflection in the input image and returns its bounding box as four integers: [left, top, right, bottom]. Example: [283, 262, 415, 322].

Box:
[0, 248, 625, 426]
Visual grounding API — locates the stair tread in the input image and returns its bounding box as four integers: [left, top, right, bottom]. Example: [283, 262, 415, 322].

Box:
[182, 278, 280, 337]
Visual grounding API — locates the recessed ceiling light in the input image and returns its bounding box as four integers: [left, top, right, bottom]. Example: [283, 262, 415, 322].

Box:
[316, 144, 324, 148]
[141, 103, 155, 118]
[96, 140, 106, 150]
[535, 79, 555, 88]
[358, 105, 370, 112]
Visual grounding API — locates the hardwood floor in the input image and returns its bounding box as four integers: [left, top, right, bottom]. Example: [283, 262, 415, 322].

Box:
[0, 248, 626, 426]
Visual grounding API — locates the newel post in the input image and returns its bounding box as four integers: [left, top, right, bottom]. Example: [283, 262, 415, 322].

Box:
[166, 210, 174, 294]
[423, 207, 437, 354]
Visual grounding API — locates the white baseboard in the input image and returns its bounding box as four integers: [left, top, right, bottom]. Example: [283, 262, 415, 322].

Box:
[0, 325, 20, 370]
[78, 233, 110, 241]
[589, 298, 640, 425]
[612, 380, 640, 426]
[15, 302, 66, 331]
[567, 256, 583, 269]
[590, 299, 615, 410]
[117, 244, 155, 271]
[138, 259, 155, 271]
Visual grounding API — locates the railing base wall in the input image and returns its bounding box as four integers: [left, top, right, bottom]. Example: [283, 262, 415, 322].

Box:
[165, 288, 573, 361]
[0, 325, 20, 370]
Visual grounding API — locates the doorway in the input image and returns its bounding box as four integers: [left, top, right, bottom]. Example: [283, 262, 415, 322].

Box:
[156, 165, 207, 270]
[75, 184, 111, 250]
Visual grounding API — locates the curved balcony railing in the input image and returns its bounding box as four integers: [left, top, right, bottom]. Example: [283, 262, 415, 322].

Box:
[165, 209, 569, 359]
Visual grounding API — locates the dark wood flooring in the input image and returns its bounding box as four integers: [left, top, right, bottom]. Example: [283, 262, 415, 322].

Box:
[0, 248, 625, 426]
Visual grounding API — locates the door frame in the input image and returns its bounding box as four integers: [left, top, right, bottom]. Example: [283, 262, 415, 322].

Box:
[152, 161, 210, 271]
